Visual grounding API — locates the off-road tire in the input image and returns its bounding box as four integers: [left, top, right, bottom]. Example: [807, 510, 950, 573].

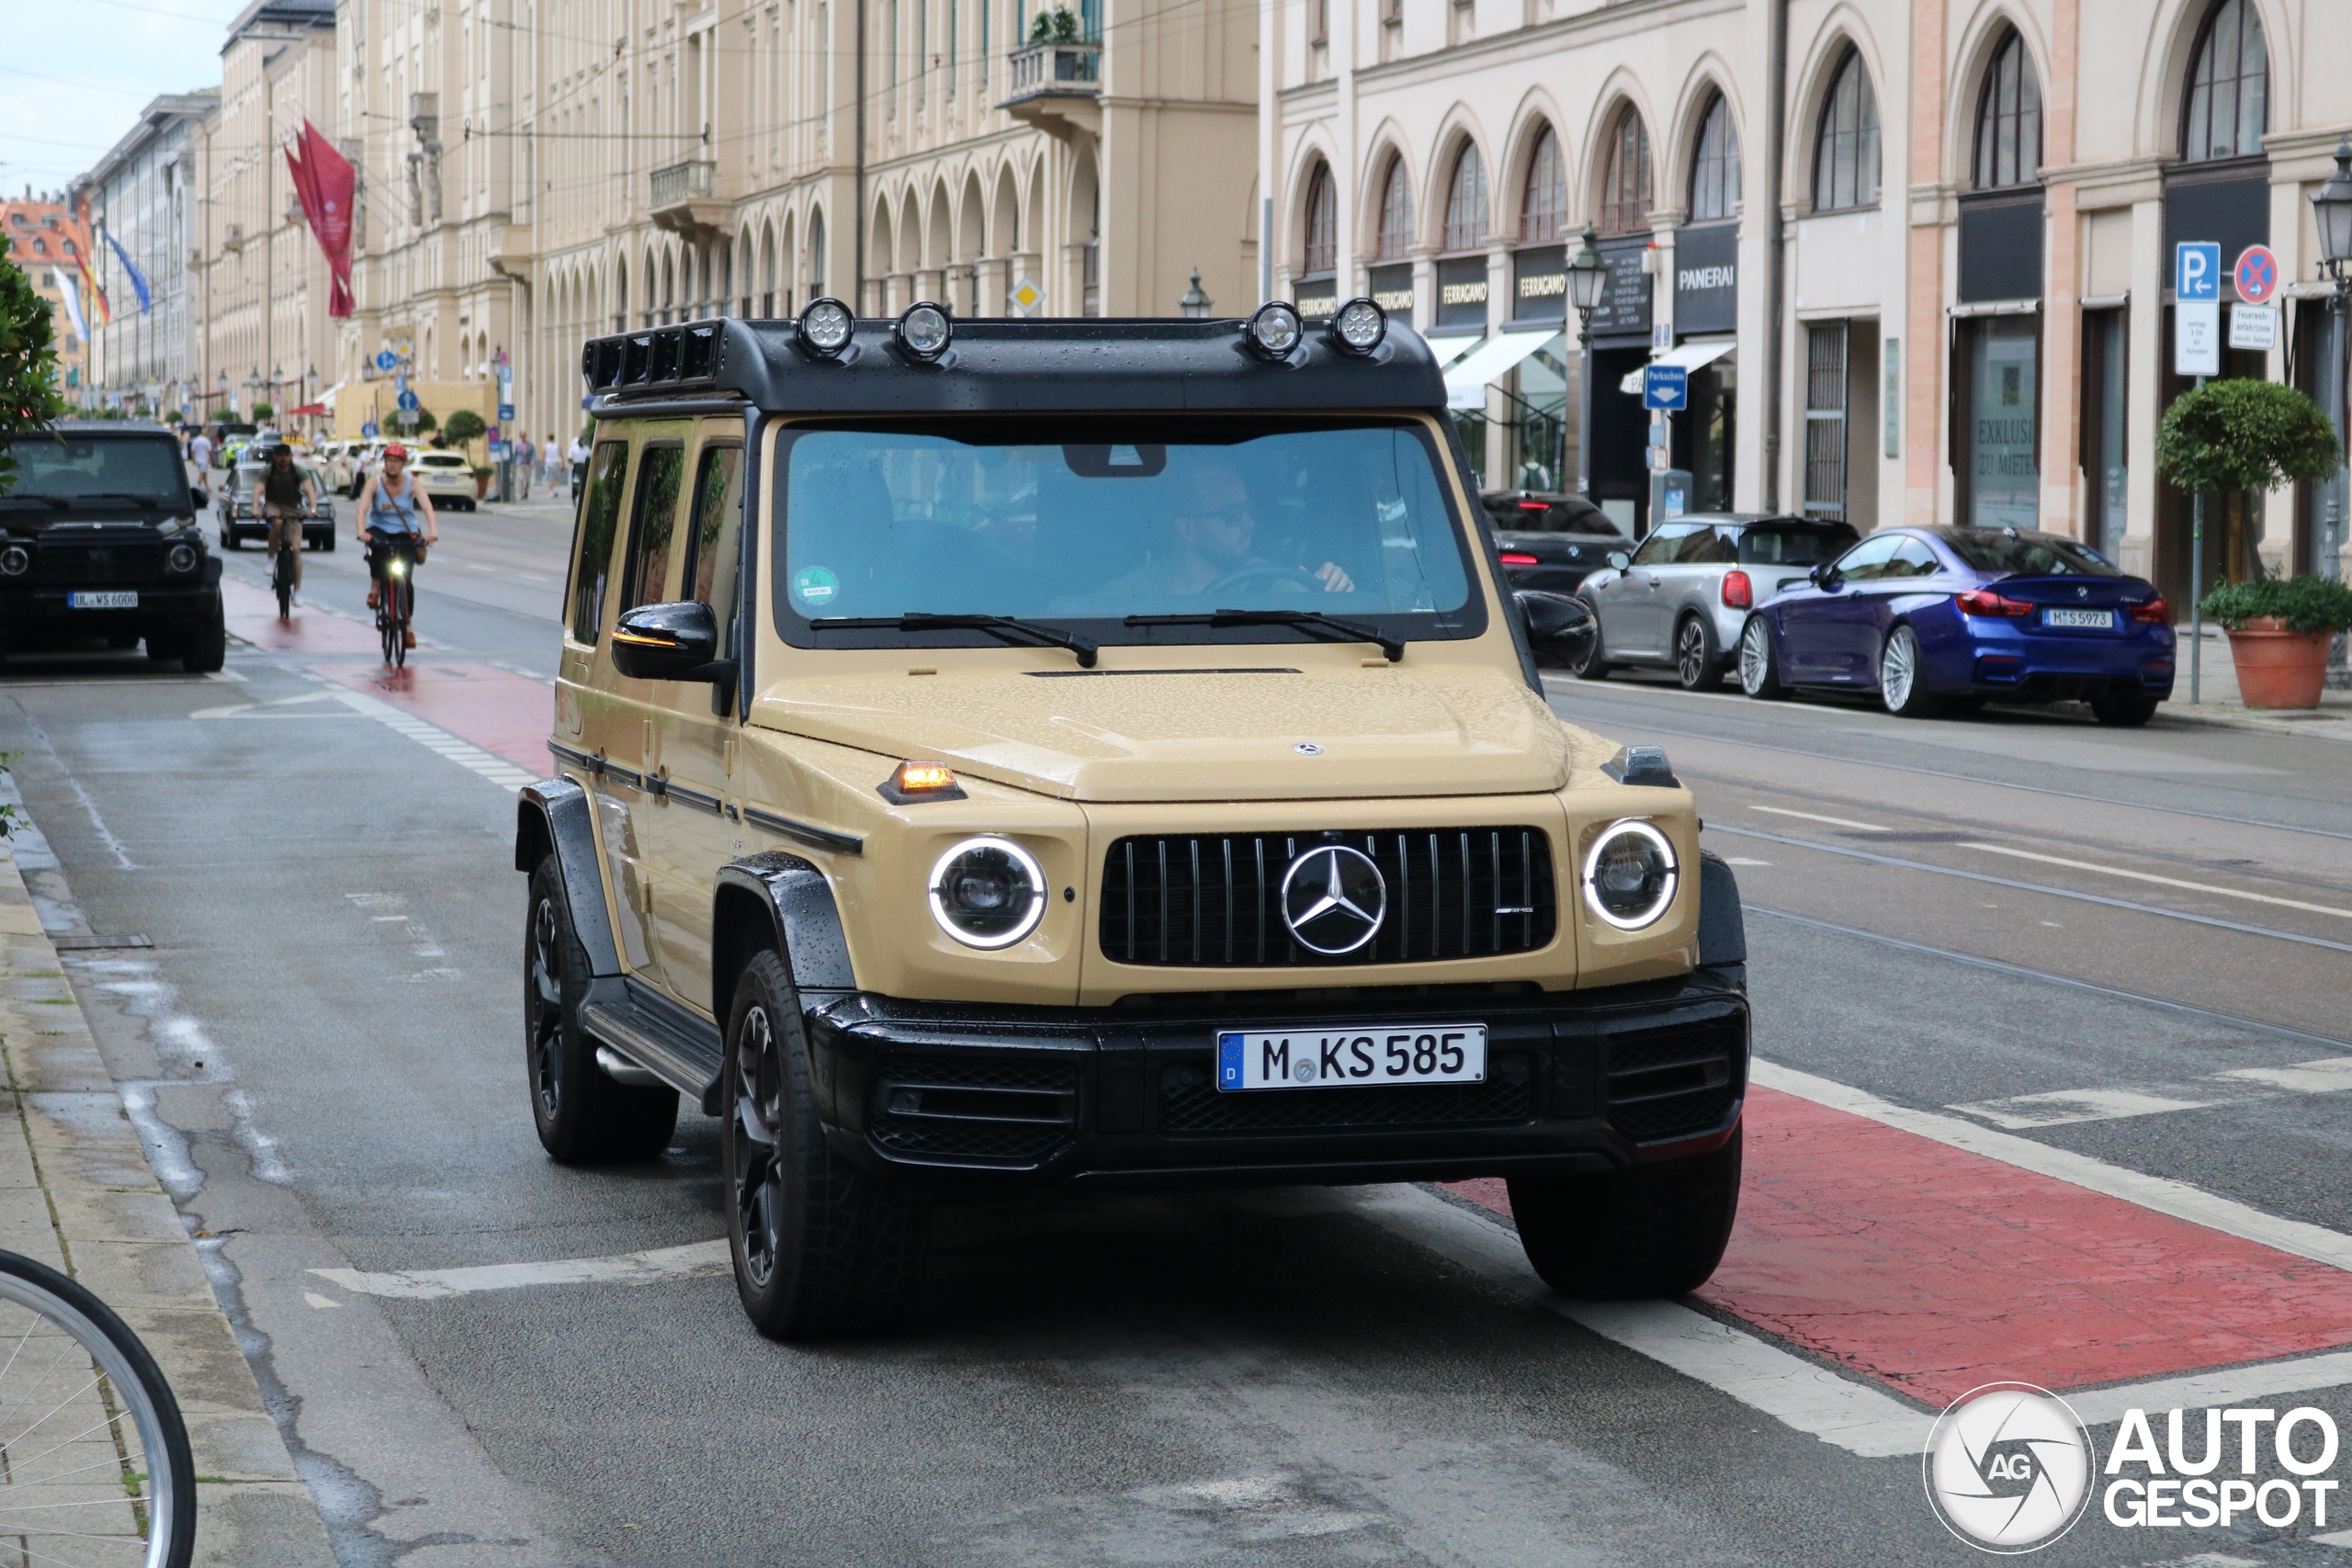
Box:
[2091, 689, 2159, 728]
[1508, 1125, 1743, 1299]
[177, 608, 227, 674]
[1573, 602, 1613, 681]
[1736, 616, 1787, 699]
[525, 857, 677, 1163]
[144, 627, 184, 664]
[1675, 614, 1724, 691]
[724, 950, 929, 1340]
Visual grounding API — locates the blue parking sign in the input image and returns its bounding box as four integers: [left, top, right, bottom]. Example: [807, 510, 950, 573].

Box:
[1643, 364, 1689, 412]
[2176, 241, 2222, 301]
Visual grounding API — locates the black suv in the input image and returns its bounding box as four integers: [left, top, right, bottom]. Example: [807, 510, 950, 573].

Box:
[0, 423, 227, 671]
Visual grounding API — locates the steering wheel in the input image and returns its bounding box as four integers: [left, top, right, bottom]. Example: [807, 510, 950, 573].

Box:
[1201, 564, 1323, 598]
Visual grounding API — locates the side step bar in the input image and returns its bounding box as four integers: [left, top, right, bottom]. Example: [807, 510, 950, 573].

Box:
[581, 978, 726, 1112]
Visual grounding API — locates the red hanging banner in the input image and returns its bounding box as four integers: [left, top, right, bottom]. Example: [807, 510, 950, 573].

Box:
[286, 119, 356, 318]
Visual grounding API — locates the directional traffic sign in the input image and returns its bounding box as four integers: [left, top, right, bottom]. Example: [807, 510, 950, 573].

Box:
[2175, 242, 2222, 377]
[1643, 364, 1690, 412]
[395, 389, 420, 412]
[497, 402, 514, 421]
[375, 349, 398, 372]
[2234, 243, 2279, 306]
[360, 420, 379, 438]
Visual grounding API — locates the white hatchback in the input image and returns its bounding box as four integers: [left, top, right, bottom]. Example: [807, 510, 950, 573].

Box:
[408, 450, 480, 511]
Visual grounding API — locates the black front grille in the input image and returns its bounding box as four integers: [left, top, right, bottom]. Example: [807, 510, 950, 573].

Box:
[868, 1056, 1078, 1165]
[1101, 828, 1555, 968]
[1157, 1053, 1536, 1135]
[39, 542, 162, 585]
[1605, 1021, 1741, 1142]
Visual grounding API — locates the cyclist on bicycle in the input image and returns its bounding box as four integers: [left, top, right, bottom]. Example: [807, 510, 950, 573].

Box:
[353, 442, 440, 649]
[259, 445, 316, 608]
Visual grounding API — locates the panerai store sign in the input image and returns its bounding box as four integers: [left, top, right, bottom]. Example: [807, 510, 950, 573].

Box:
[1673, 223, 1738, 336]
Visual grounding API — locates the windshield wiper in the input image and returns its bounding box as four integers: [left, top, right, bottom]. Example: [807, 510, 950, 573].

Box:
[69, 493, 168, 510]
[810, 612, 1100, 668]
[0, 496, 66, 510]
[1125, 608, 1405, 662]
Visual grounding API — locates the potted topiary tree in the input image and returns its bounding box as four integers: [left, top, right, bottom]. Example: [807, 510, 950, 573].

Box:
[2196, 575, 2352, 708]
[2155, 378, 2345, 706]
[441, 408, 491, 495]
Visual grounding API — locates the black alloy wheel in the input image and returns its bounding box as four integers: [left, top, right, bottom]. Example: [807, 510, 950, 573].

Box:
[2091, 688, 2159, 728]
[1675, 615, 1723, 692]
[724, 949, 928, 1340]
[524, 857, 676, 1163]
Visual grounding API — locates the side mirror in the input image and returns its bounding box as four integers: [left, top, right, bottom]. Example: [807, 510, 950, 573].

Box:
[1515, 590, 1597, 671]
[1809, 562, 1838, 589]
[611, 600, 735, 684]
[1606, 550, 1631, 571]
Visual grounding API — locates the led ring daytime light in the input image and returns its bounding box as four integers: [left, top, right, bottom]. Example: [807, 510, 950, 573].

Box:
[928, 836, 1047, 950]
[1581, 818, 1679, 931]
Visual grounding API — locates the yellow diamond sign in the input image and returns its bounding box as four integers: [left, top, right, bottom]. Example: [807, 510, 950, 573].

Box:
[1008, 276, 1044, 316]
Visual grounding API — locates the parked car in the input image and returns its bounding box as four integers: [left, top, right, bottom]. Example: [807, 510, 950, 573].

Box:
[409, 449, 479, 511]
[0, 421, 226, 671]
[1575, 514, 1858, 689]
[313, 439, 360, 494]
[518, 309, 1746, 1342]
[1484, 489, 1633, 596]
[216, 462, 337, 551]
[1734, 525, 2175, 725]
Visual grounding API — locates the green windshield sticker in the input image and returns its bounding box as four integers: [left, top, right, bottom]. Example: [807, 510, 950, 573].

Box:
[793, 565, 841, 608]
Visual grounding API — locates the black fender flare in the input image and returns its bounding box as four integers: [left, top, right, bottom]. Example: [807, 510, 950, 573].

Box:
[711, 852, 855, 1012]
[514, 779, 621, 977]
[1695, 849, 1747, 980]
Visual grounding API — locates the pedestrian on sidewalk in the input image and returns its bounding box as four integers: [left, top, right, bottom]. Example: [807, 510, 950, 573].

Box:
[569, 432, 590, 503]
[187, 428, 213, 474]
[514, 433, 535, 501]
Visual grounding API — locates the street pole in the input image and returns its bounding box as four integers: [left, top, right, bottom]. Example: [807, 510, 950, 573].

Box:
[2189, 371, 2206, 705]
[2329, 282, 2349, 684]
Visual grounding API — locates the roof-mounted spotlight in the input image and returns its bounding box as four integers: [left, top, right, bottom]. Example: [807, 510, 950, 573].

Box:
[896, 301, 953, 362]
[1329, 297, 1387, 355]
[1245, 300, 1303, 361]
[796, 298, 855, 360]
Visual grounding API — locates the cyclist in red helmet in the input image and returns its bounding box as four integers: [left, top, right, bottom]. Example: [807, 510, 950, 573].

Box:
[353, 443, 440, 649]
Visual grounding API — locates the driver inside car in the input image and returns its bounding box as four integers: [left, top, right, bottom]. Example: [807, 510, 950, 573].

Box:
[1104, 466, 1354, 598]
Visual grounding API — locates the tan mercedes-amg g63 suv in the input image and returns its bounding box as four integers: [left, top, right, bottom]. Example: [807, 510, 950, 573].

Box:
[517, 299, 1749, 1341]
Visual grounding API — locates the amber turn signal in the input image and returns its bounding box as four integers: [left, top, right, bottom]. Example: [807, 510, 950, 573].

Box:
[896, 761, 956, 793]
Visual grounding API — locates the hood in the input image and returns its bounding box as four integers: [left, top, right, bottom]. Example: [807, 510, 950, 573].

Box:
[750, 664, 1575, 802]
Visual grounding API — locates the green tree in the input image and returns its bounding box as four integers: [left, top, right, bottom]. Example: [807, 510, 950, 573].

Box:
[251, 400, 274, 421]
[442, 408, 488, 446]
[0, 234, 70, 496]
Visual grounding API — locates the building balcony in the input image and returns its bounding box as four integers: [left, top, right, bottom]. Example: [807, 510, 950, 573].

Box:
[649, 159, 729, 240]
[999, 42, 1101, 139]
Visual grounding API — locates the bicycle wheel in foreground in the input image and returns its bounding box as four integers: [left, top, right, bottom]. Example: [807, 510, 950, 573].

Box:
[0, 1249, 196, 1568]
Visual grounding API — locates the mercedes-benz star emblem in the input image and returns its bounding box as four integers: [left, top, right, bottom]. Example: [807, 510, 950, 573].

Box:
[1295, 741, 1325, 755]
[1280, 846, 1387, 955]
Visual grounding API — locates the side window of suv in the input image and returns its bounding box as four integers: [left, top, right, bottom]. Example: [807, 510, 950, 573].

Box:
[569, 441, 630, 644]
[623, 446, 687, 610]
[1630, 524, 1697, 567]
[683, 443, 743, 613]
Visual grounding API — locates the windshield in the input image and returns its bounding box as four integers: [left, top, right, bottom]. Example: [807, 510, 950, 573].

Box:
[6, 435, 185, 507]
[1739, 525, 1856, 566]
[773, 418, 1483, 651]
[1935, 526, 2120, 578]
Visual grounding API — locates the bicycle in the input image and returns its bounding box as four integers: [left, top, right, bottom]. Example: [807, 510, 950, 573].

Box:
[266, 506, 300, 619]
[0, 1247, 196, 1566]
[371, 534, 420, 668]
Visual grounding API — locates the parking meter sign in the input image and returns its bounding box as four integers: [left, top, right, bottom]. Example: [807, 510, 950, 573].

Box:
[1644, 364, 1689, 412]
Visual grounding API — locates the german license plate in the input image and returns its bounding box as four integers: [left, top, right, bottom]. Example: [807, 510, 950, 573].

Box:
[1216, 1024, 1487, 1091]
[67, 592, 138, 609]
[2043, 607, 2111, 628]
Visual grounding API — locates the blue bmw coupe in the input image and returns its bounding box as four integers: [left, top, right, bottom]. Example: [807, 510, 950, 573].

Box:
[1733, 526, 2175, 726]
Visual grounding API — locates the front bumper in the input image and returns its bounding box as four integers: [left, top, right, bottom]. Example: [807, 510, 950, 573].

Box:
[801, 972, 1747, 1190]
[0, 581, 220, 636]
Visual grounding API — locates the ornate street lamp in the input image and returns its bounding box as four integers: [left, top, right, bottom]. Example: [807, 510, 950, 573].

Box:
[1565, 226, 1609, 496]
[2313, 137, 2352, 280]
[1178, 268, 1212, 320]
[2312, 136, 2352, 609]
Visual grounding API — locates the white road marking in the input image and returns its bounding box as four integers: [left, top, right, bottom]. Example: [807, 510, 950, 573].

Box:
[1723, 857, 1773, 867]
[1950, 1054, 2352, 1129]
[1960, 841, 2352, 919]
[310, 1238, 730, 1300]
[303, 1291, 343, 1310]
[1748, 806, 1889, 832]
[1758, 1059, 2352, 1275]
[330, 689, 539, 793]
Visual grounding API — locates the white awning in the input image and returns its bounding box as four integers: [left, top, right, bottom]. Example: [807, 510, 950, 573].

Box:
[1442, 329, 1563, 411]
[1617, 338, 1736, 395]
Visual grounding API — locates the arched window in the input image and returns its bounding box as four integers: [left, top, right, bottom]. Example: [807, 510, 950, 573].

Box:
[1375, 154, 1412, 260]
[1521, 125, 1565, 243]
[1302, 162, 1337, 275]
[1811, 50, 1879, 211]
[1690, 91, 1741, 221]
[1600, 107, 1652, 235]
[1443, 142, 1487, 252]
[1973, 29, 2042, 190]
[2183, 0, 2267, 162]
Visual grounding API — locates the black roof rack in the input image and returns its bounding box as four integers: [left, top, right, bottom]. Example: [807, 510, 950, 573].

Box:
[579, 315, 1446, 416]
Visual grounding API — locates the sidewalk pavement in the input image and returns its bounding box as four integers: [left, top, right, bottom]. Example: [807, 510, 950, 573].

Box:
[0, 822, 334, 1565]
[2154, 625, 2352, 742]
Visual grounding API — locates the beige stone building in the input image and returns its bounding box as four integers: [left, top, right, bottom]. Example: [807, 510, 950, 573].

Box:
[1265, 0, 2352, 607]
[326, 0, 1258, 454]
[192, 0, 341, 424]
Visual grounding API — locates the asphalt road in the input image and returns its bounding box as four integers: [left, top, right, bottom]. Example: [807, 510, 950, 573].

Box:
[4, 504, 2352, 1566]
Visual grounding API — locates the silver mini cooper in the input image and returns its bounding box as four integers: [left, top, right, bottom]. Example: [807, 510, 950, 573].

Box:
[1575, 513, 1858, 689]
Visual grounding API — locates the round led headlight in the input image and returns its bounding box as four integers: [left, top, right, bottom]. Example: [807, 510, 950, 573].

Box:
[1246, 300, 1303, 359]
[0, 545, 28, 577]
[1582, 819, 1679, 931]
[796, 297, 855, 358]
[928, 836, 1047, 950]
[1329, 297, 1386, 355]
[896, 301, 953, 361]
[166, 542, 198, 573]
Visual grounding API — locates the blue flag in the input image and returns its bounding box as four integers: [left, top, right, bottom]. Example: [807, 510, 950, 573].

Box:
[101, 229, 151, 315]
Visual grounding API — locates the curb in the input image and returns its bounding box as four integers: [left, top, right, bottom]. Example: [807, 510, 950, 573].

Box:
[0, 843, 336, 1567]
